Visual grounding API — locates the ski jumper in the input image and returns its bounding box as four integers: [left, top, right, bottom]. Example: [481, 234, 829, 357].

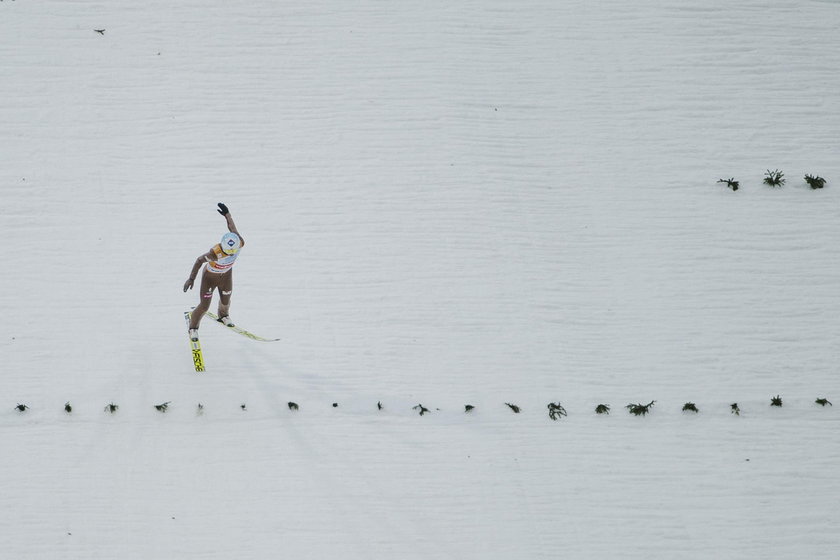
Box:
[189, 242, 243, 329]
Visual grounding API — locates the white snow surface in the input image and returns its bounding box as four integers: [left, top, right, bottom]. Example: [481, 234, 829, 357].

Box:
[2, 0, 840, 558]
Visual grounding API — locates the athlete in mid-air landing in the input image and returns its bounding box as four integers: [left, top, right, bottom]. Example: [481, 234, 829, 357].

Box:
[183, 203, 245, 341]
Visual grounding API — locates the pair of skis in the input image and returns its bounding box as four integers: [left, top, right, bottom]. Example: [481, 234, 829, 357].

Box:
[185, 310, 279, 372]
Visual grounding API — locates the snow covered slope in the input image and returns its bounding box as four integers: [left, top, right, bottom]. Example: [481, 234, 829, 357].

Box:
[2, 1, 838, 558]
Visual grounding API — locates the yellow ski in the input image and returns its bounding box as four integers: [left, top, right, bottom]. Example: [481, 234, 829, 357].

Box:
[185, 311, 206, 372]
[205, 311, 280, 342]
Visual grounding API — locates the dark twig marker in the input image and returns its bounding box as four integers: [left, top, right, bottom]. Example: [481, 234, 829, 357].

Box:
[547, 402, 567, 420]
[413, 404, 430, 416]
[626, 401, 655, 416]
[805, 174, 826, 190]
[717, 178, 739, 191]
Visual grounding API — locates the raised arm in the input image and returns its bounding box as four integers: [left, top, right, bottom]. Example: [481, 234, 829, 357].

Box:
[217, 202, 245, 247]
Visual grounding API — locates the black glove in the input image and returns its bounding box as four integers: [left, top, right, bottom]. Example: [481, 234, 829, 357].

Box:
[217, 202, 229, 216]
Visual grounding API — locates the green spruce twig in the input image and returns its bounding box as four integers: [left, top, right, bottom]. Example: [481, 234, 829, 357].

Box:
[547, 402, 567, 420]
[154, 401, 171, 413]
[763, 169, 785, 187]
[682, 402, 699, 413]
[413, 403, 430, 416]
[626, 401, 655, 416]
[717, 178, 739, 191]
[805, 174, 826, 189]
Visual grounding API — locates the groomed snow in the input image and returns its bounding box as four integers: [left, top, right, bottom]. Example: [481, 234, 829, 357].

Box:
[2, 1, 839, 558]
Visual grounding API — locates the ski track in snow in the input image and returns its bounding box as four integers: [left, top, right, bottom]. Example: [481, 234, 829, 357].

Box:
[2, 0, 840, 558]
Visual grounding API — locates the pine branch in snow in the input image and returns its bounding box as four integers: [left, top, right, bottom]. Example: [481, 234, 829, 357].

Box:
[595, 404, 611, 415]
[805, 174, 826, 189]
[547, 402, 567, 420]
[815, 397, 832, 407]
[763, 169, 785, 187]
[717, 178, 739, 191]
[413, 404, 430, 416]
[626, 401, 655, 416]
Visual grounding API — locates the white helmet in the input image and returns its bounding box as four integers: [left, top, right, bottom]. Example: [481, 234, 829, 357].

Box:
[220, 232, 241, 255]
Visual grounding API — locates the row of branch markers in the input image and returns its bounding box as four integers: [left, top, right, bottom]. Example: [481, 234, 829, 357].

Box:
[717, 170, 828, 190]
[8, 396, 834, 418]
